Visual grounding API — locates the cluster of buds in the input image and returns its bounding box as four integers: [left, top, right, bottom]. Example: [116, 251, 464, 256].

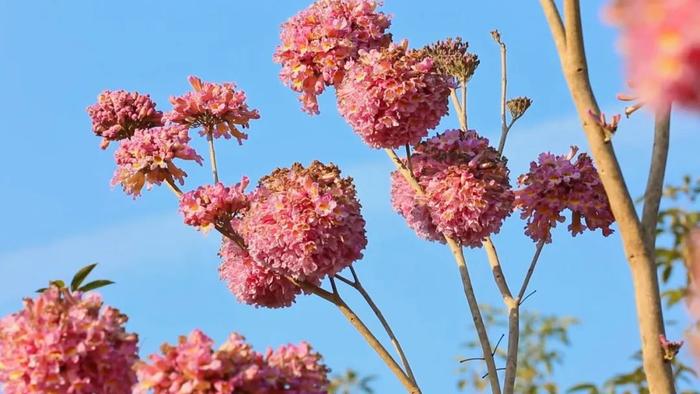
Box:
[419, 36, 480, 82]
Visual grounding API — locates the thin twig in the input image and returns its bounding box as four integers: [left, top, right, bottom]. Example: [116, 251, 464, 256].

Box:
[492, 334, 506, 356]
[450, 89, 467, 131]
[461, 79, 468, 130]
[519, 290, 537, 306]
[206, 126, 220, 184]
[641, 105, 672, 250]
[405, 144, 414, 177]
[491, 31, 509, 155]
[517, 240, 546, 300]
[335, 267, 417, 384]
[164, 175, 184, 197]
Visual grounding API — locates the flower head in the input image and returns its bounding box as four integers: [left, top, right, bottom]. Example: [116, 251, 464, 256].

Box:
[515, 146, 615, 243]
[265, 342, 330, 393]
[168, 76, 260, 143]
[219, 237, 301, 308]
[87, 90, 163, 149]
[112, 125, 203, 197]
[390, 130, 513, 246]
[0, 286, 138, 394]
[241, 161, 367, 282]
[607, 0, 700, 110]
[134, 329, 329, 394]
[180, 178, 250, 230]
[419, 37, 480, 81]
[274, 0, 392, 114]
[337, 41, 453, 148]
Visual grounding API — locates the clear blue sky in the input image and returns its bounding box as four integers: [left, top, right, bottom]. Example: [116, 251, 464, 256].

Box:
[1, 1, 699, 392]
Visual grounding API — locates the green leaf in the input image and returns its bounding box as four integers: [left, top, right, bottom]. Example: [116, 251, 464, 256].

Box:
[71, 263, 98, 291]
[567, 383, 599, 394]
[78, 280, 114, 292]
[50, 280, 65, 289]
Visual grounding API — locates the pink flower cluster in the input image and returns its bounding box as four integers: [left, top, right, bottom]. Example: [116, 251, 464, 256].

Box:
[168, 76, 261, 144]
[241, 161, 367, 283]
[390, 130, 514, 247]
[273, 0, 392, 114]
[219, 237, 301, 308]
[87, 90, 164, 149]
[112, 125, 203, 197]
[337, 41, 453, 149]
[180, 178, 250, 230]
[134, 329, 329, 393]
[0, 286, 138, 394]
[514, 146, 615, 243]
[607, 0, 700, 110]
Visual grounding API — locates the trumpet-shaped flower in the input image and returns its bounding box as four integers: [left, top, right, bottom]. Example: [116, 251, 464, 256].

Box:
[87, 90, 163, 149]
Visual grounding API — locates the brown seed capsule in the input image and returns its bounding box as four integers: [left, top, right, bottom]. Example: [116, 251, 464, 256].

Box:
[506, 97, 533, 120]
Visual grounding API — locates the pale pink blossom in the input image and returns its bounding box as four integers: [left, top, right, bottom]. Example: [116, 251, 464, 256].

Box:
[112, 125, 203, 197]
[337, 41, 453, 148]
[0, 286, 138, 394]
[390, 130, 513, 246]
[219, 237, 301, 308]
[168, 76, 260, 143]
[607, 0, 700, 110]
[241, 161, 367, 283]
[180, 178, 250, 230]
[87, 90, 163, 149]
[515, 146, 615, 243]
[265, 342, 330, 393]
[134, 329, 329, 393]
[274, 0, 392, 114]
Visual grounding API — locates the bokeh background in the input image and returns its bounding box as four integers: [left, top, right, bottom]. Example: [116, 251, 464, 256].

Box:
[1, 1, 699, 392]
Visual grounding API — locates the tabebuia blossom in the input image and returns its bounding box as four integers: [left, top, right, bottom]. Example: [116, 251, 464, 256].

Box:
[112, 125, 203, 197]
[87, 90, 164, 149]
[265, 342, 330, 393]
[514, 146, 615, 243]
[134, 329, 329, 393]
[241, 161, 367, 283]
[219, 237, 301, 308]
[273, 0, 392, 114]
[390, 130, 514, 247]
[337, 41, 453, 149]
[0, 286, 138, 394]
[168, 76, 260, 143]
[180, 178, 250, 231]
[607, 0, 700, 110]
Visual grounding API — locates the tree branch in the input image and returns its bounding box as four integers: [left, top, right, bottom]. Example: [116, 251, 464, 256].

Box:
[641, 105, 672, 250]
[540, 1, 676, 392]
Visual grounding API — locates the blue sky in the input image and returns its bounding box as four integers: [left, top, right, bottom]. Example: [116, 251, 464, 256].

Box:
[1, 1, 699, 392]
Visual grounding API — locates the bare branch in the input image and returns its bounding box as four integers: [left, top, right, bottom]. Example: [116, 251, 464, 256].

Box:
[641, 105, 672, 249]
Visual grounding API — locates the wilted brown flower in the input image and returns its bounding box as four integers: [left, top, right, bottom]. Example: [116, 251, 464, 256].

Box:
[420, 37, 479, 82]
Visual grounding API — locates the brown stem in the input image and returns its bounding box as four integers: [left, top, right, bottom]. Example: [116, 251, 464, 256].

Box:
[461, 79, 469, 130]
[206, 126, 220, 184]
[450, 89, 468, 131]
[641, 105, 672, 249]
[336, 266, 417, 384]
[540, 1, 676, 392]
[385, 148, 502, 394]
[492, 31, 509, 155]
[517, 241, 545, 301]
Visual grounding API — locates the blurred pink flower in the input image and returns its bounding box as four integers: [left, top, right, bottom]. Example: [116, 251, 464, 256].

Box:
[180, 178, 250, 231]
[607, 0, 700, 110]
[112, 125, 203, 197]
[337, 41, 453, 148]
[273, 0, 392, 114]
[219, 237, 301, 308]
[390, 130, 513, 246]
[515, 146, 615, 243]
[134, 329, 329, 393]
[168, 76, 260, 143]
[0, 286, 138, 394]
[87, 90, 163, 149]
[242, 161, 367, 283]
[265, 342, 330, 393]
